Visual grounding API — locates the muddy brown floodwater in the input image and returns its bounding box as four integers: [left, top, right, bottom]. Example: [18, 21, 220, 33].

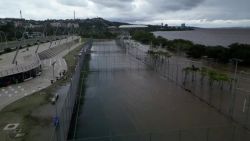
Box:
[73, 40, 249, 141]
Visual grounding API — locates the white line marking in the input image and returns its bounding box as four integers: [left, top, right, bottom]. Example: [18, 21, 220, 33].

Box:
[49, 59, 52, 66]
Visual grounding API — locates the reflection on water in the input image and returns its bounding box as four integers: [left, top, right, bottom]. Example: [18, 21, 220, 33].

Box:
[74, 40, 233, 140]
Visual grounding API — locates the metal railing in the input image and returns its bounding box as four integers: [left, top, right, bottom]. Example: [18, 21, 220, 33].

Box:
[117, 39, 250, 130]
[50, 39, 92, 141]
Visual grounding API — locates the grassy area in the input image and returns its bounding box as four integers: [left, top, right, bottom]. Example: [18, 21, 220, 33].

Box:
[0, 41, 85, 141]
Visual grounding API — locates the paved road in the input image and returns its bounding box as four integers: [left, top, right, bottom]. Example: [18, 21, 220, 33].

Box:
[72, 40, 249, 141]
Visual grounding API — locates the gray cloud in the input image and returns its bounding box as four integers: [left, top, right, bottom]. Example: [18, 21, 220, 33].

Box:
[90, 0, 134, 9]
[145, 0, 205, 12]
[58, 0, 88, 7]
[0, 0, 250, 27]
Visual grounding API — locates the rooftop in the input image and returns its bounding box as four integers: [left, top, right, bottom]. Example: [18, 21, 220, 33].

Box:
[119, 24, 148, 29]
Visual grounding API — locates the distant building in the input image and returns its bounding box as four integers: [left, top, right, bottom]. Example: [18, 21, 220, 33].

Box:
[30, 24, 43, 28]
[108, 26, 119, 34]
[50, 22, 61, 27]
[181, 23, 186, 28]
[119, 25, 148, 29]
[25, 32, 44, 38]
[14, 21, 24, 27]
[67, 23, 79, 28]
[0, 20, 7, 26]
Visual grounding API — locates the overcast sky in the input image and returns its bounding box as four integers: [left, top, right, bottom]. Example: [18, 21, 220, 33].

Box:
[0, 0, 250, 27]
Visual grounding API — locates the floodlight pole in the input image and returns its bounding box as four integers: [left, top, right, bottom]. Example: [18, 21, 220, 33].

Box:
[229, 58, 243, 117]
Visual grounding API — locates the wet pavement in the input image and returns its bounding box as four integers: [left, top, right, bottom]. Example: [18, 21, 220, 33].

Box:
[73, 40, 247, 140]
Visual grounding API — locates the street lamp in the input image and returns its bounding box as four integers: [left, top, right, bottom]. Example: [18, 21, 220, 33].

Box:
[35, 23, 48, 53]
[51, 61, 56, 79]
[229, 58, 243, 117]
[35, 40, 40, 53]
[12, 20, 31, 64]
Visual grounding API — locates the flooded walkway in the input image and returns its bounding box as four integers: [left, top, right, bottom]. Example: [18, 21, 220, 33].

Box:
[73, 40, 247, 141]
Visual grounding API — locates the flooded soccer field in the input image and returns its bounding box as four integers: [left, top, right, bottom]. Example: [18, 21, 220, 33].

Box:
[72, 40, 249, 141]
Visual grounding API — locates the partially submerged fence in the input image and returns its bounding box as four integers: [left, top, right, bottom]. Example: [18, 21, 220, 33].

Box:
[50, 39, 92, 141]
[117, 38, 250, 130]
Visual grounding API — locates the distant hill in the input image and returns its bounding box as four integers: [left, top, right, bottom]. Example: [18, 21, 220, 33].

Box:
[76, 18, 130, 38]
[78, 17, 129, 27]
[0, 17, 129, 40]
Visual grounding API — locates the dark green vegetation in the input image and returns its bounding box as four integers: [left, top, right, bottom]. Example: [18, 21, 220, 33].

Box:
[182, 66, 231, 87]
[78, 18, 123, 39]
[131, 31, 250, 66]
[131, 31, 155, 44]
[0, 18, 124, 41]
[81, 31, 117, 39]
[3, 47, 12, 53]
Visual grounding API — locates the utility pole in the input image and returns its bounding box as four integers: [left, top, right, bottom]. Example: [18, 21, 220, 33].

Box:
[52, 61, 56, 79]
[20, 10, 22, 19]
[74, 10, 75, 20]
[229, 58, 243, 117]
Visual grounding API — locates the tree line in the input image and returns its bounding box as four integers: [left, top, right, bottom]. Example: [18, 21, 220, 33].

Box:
[131, 30, 250, 66]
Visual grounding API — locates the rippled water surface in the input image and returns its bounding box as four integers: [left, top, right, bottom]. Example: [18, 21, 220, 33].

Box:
[73, 40, 234, 140]
[154, 28, 250, 46]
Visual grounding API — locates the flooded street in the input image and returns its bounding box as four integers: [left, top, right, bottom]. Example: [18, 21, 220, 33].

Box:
[73, 40, 243, 140]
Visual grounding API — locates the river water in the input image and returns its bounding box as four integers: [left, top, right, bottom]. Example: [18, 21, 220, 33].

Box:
[154, 28, 250, 47]
[73, 40, 238, 141]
